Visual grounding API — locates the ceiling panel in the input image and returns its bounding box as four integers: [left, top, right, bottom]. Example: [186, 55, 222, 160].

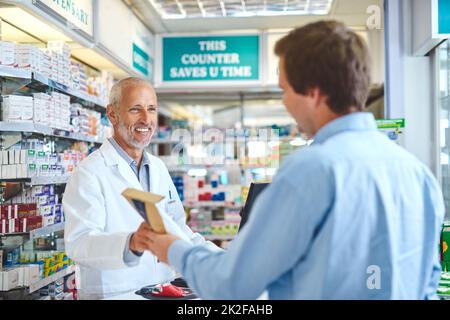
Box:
[148, 0, 334, 19]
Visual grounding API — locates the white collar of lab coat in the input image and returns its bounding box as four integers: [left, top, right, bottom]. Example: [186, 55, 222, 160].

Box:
[99, 139, 144, 191]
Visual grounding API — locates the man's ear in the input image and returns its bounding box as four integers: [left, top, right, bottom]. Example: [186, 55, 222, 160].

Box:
[106, 104, 118, 126]
[307, 87, 327, 108]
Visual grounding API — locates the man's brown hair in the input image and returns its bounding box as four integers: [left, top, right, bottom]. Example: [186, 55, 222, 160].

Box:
[275, 20, 371, 114]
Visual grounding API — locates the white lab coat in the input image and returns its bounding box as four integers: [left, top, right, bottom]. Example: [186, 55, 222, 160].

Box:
[63, 139, 215, 299]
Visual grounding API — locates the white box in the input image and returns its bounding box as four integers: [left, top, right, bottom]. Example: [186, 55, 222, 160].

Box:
[2, 150, 8, 165]
[20, 150, 26, 164]
[9, 164, 17, 179]
[0, 41, 15, 67]
[25, 265, 40, 286]
[1, 269, 19, 291]
[14, 150, 21, 164]
[21, 164, 27, 178]
[17, 267, 25, 287]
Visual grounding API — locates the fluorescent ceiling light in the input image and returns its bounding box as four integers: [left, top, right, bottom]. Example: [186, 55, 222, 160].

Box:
[148, 0, 333, 19]
[0, 7, 72, 42]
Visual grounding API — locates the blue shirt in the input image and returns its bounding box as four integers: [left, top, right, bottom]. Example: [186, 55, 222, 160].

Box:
[168, 112, 445, 299]
[108, 137, 151, 265]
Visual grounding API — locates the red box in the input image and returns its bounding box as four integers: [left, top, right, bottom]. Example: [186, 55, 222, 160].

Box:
[26, 216, 42, 231]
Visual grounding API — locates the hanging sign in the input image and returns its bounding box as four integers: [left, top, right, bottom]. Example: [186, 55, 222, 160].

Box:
[36, 0, 93, 36]
[162, 35, 260, 82]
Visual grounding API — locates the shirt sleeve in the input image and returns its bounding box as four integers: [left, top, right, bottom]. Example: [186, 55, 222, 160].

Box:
[123, 232, 142, 267]
[168, 157, 335, 299]
[423, 171, 446, 300]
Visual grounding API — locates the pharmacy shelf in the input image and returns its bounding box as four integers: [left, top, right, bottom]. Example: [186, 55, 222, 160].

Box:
[0, 66, 32, 79]
[30, 222, 65, 239]
[31, 72, 106, 108]
[0, 222, 65, 238]
[151, 138, 180, 144]
[29, 176, 69, 185]
[0, 176, 69, 185]
[0, 68, 106, 108]
[183, 201, 243, 209]
[204, 234, 235, 241]
[29, 265, 76, 294]
[0, 121, 100, 144]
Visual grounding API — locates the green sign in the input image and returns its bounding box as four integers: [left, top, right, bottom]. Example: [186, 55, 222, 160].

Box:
[132, 43, 150, 77]
[439, 0, 450, 34]
[162, 35, 260, 82]
[376, 119, 405, 129]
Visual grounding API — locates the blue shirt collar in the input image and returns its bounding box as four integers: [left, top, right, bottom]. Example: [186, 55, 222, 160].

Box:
[312, 112, 378, 145]
[108, 137, 151, 168]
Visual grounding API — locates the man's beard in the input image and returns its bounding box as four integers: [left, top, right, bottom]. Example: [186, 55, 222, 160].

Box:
[117, 122, 153, 149]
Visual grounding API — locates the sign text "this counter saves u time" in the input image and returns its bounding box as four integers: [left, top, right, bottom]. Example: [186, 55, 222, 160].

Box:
[163, 35, 260, 82]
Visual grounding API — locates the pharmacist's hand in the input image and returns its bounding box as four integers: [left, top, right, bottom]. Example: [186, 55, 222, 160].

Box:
[129, 222, 154, 254]
[147, 230, 180, 264]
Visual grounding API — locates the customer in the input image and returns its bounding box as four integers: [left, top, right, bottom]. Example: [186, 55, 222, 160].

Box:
[144, 21, 445, 299]
[63, 78, 218, 300]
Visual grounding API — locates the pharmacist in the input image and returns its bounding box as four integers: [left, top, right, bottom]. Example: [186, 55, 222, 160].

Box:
[145, 21, 445, 299]
[63, 78, 219, 300]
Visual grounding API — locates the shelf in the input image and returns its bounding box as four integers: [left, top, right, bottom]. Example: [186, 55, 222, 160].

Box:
[204, 234, 235, 241]
[183, 201, 243, 209]
[0, 66, 32, 79]
[30, 222, 65, 239]
[0, 176, 69, 185]
[0, 68, 106, 108]
[0, 222, 65, 238]
[0, 121, 101, 144]
[31, 72, 106, 108]
[167, 164, 273, 172]
[151, 138, 180, 144]
[29, 265, 76, 294]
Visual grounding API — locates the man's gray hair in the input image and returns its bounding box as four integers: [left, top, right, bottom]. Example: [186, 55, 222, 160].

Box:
[109, 77, 152, 112]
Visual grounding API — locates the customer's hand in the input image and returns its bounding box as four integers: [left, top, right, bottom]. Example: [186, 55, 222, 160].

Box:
[129, 222, 154, 254]
[147, 230, 180, 264]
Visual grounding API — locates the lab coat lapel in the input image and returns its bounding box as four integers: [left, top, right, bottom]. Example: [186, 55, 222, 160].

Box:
[147, 152, 160, 193]
[99, 140, 143, 191]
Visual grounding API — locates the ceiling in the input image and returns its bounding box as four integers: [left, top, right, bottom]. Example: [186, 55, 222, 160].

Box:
[126, 0, 383, 33]
[148, 0, 334, 19]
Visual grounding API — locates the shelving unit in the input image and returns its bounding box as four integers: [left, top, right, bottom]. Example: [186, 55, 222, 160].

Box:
[0, 62, 106, 299]
[29, 265, 76, 294]
[183, 201, 242, 209]
[0, 176, 69, 185]
[0, 67, 106, 109]
[0, 66, 32, 80]
[0, 122, 100, 144]
[204, 234, 236, 241]
[0, 222, 64, 239]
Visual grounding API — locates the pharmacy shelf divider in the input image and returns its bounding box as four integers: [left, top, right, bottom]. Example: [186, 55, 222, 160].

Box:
[0, 121, 100, 144]
[0, 67, 106, 108]
[30, 72, 107, 108]
[0, 66, 32, 79]
[204, 234, 235, 241]
[0, 176, 68, 185]
[29, 222, 65, 240]
[0, 222, 65, 238]
[183, 201, 243, 209]
[29, 265, 76, 294]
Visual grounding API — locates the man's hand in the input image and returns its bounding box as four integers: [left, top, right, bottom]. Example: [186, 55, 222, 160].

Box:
[129, 222, 154, 254]
[147, 230, 180, 264]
